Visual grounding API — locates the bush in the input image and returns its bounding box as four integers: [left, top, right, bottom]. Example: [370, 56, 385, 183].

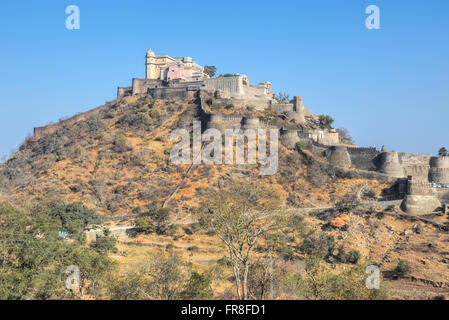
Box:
[135, 217, 155, 234]
[113, 134, 132, 153]
[132, 206, 142, 214]
[180, 272, 213, 300]
[295, 141, 306, 152]
[300, 234, 335, 259]
[376, 211, 385, 219]
[393, 260, 410, 278]
[152, 208, 171, 235]
[346, 250, 361, 264]
[318, 115, 334, 130]
[48, 202, 102, 234]
[335, 195, 361, 213]
[217, 256, 232, 267]
[90, 233, 117, 254]
[336, 245, 347, 262]
[364, 189, 377, 200]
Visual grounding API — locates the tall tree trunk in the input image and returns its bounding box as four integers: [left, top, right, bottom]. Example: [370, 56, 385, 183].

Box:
[242, 261, 249, 300]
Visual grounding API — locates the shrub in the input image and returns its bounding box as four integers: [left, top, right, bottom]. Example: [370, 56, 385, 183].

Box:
[49, 202, 102, 234]
[90, 234, 117, 254]
[151, 208, 170, 234]
[376, 211, 385, 219]
[364, 189, 377, 200]
[217, 256, 232, 267]
[295, 141, 306, 152]
[300, 234, 335, 259]
[180, 272, 213, 300]
[113, 134, 132, 153]
[346, 250, 361, 264]
[393, 260, 410, 278]
[336, 245, 347, 262]
[335, 195, 361, 213]
[135, 217, 155, 234]
[132, 206, 142, 214]
[189, 222, 202, 234]
[318, 115, 334, 130]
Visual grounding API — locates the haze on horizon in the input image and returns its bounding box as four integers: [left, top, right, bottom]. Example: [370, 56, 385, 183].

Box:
[0, 0, 448, 160]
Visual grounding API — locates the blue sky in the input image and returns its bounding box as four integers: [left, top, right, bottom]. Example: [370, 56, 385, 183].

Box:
[0, 0, 448, 160]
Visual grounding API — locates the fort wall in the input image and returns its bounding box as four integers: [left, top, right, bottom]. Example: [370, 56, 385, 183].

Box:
[33, 102, 112, 140]
[204, 76, 243, 95]
[346, 147, 379, 171]
[270, 103, 293, 113]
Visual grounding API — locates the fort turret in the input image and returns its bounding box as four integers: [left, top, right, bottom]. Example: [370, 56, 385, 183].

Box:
[400, 176, 441, 215]
[287, 96, 306, 123]
[429, 156, 449, 184]
[327, 146, 351, 169]
[280, 129, 300, 149]
[375, 151, 405, 178]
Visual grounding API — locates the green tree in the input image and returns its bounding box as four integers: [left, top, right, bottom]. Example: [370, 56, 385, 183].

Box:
[0, 202, 115, 300]
[145, 252, 187, 300]
[203, 65, 217, 78]
[90, 231, 117, 254]
[335, 194, 361, 213]
[47, 202, 103, 234]
[438, 147, 448, 157]
[393, 260, 410, 278]
[275, 92, 290, 103]
[180, 271, 213, 300]
[318, 115, 334, 130]
[152, 208, 171, 235]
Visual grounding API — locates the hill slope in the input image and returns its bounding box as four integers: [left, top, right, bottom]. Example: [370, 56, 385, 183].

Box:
[1, 94, 449, 299]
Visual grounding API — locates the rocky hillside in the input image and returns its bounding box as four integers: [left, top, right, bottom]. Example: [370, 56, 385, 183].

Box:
[0, 94, 384, 216]
[1, 93, 449, 299]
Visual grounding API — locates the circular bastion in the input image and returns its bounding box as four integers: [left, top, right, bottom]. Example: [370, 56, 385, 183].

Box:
[375, 152, 405, 178]
[242, 118, 260, 131]
[327, 146, 351, 169]
[280, 130, 300, 149]
[429, 156, 449, 184]
[401, 178, 441, 215]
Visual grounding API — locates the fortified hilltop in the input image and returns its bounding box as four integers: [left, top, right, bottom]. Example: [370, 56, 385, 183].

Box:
[31, 49, 449, 216]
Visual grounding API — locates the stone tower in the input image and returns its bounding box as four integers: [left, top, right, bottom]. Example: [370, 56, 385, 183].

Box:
[288, 96, 306, 123]
[145, 49, 159, 79]
[429, 156, 449, 184]
[375, 151, 405, 178]
[400, 176, 441, 215]
[327, 146, 351, 169]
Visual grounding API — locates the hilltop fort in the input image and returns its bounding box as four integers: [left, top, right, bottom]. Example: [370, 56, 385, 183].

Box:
[31, 49, 449, 216]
